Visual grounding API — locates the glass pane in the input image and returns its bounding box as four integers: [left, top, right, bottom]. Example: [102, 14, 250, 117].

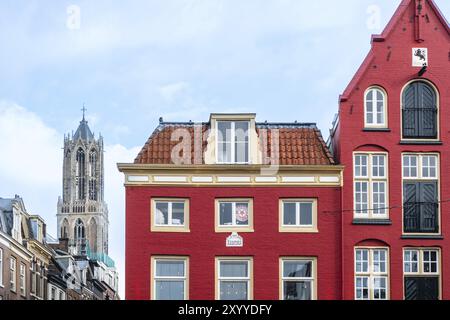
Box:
[235, 203, 249, 226]
[235, 122, 249, 142]
[155, 281, 184, 300]
[299, 203, 313, 226]
[220, 281, 248, 300]
[283, 261, 312, 278]
[284, 281, 312, 300]
[218, 122, 232, 142]
[218, 142, 232, 163]
[220, 261, 248, 278]
[235, 142, 249, 163]
[171, 203, 185, 225]
[283, 203, 297, 225]
[155, 202, 169, 225]
[219, 203, 233, 226]
[155, 261, 185, 277]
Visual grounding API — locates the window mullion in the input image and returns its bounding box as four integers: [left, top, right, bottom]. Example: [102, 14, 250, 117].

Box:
[231, 122, 236, 164]
[232, 203, 236, 226]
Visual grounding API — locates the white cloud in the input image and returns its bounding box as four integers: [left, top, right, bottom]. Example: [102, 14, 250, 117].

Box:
[0, 101, 137, 298]
[158, 82, 190, 102]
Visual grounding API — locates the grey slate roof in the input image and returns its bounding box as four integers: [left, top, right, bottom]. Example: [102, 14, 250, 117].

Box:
[73, 119, 94, 141]
[0, 198, 13, 235]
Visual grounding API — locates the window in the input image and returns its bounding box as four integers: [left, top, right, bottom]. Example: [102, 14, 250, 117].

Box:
[20, 263, 26, 296]
[10, 257, 16, 292]
[0, 248, 3, 286]
[365, 87, 387, 127]
[354, 153, 388, 219]
[355, 248, 389, 300]
[51, 287, 56, 300]
[280, 258, 316, 300]
[215, 199, 253, 232]
[217, 121, 250, 164]
[402, 81, 437, 140]
[404, 249, 440, 300]
[402, 154, 439, 234]
[12, 211, 21, 241]
[279, 199, 318, 233]
[217, 258, 252, 300]
[151, 257, 188, 300]
[151, 199, 190, 232]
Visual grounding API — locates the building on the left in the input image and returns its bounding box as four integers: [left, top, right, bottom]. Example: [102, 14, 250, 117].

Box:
[0, 112, 119, 300]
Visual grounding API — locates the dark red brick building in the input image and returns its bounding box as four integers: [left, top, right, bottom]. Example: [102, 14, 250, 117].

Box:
[119, 0, 449, 300]
[330, 0, 450, 300]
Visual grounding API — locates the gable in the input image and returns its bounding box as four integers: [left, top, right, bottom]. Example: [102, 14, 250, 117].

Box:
[341, 0, 449, 102]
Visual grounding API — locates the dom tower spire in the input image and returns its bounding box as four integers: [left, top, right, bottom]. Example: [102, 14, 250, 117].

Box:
[57, 109, 109, 257]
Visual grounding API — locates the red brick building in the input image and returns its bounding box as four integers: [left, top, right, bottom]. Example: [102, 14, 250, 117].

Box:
[119, 114, 343, 300]
[119, 0, 449, 300]
[329, 0, 450, 300]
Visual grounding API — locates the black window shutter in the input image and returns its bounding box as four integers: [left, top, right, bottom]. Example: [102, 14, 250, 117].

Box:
[402, 84, 418, 138]
[419, 182, 438, 233]
[405, 277, 419, 300]
[402, 82, 437, 139]
[403, 182, 419, 232]
[405, 277, 439, 300]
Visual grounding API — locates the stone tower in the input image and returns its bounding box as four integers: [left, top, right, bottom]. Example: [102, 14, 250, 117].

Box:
[57, 112, 109, 257]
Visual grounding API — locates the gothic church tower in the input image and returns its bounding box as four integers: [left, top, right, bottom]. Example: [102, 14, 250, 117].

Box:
[57, 111, 109, 256]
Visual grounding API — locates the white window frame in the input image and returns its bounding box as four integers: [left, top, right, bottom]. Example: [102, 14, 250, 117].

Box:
[151, 257, 188, 300]
[280, 258, 317, 300]
[216, 258, 252, 300]
[404, 249, 440, 275]
[279, 199, 318, 233]
[402, 154, 439, 180]
[215, 199, 254, 232]
[10, 256, 17, 293]
[353, 153, 389, 219]
[216, 120, 250, 164]
[402, 153, 440, 235]
[19, 263, 26, 296]
[151, 199, 190, 232]
[354, 248, 389, 300]
[364, 87, 387, 128]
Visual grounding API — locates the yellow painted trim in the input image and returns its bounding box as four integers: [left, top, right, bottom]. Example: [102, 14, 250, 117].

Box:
[215, 257, 253, 300]
[150, 198, 190, 233]
[279, 257, 318, 300]
[150, 256, 189, 300]
[214, 198, 254, 233]
[279, 199, 318, 233]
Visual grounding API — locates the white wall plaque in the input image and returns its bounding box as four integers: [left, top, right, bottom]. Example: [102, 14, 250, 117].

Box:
[412, 48, 428, 67]
[226, 232, 243, 247]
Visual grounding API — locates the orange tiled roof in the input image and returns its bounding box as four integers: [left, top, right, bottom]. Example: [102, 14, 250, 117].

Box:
[134, 121, 334, 165]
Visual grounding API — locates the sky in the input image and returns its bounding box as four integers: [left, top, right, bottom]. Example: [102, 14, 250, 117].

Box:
[0, 0, 449, 299]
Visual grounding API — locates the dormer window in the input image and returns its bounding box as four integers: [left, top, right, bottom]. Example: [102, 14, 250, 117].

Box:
[217, 121, 249, 164]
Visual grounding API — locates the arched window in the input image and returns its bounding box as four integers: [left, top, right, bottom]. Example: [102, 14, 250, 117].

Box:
[74, 219, 85, 241]
[365, 87, 387, 128]
[76, 148, 86, 200]
[402, 81, 437, 139]
[89, 218, 97, 252]
[88, 150, 98, 201]
[60, 219, 69, 239]
[89, 150, 97, 176]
